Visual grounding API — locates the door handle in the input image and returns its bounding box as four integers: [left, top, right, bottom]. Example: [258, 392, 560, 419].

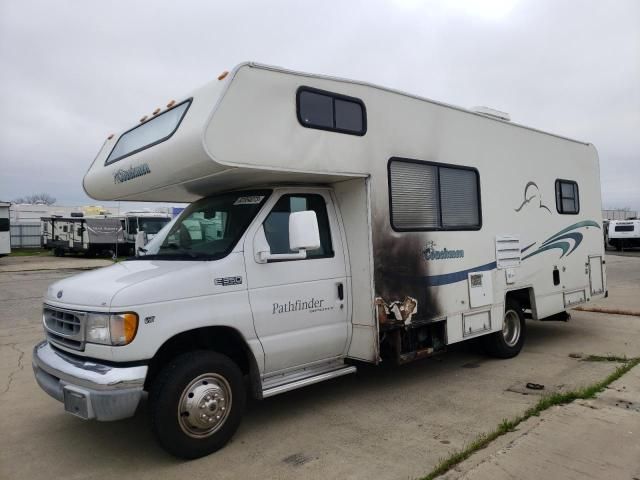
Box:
[337, 282, 344, 301]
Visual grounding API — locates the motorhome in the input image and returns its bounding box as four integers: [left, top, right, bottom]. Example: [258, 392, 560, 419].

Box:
[120, 211, 172, 254]
[607, 219, 640, 250]
[33, 63, 606, 459]
[41, 215, 124, 257]
[0, 202, 10, 256]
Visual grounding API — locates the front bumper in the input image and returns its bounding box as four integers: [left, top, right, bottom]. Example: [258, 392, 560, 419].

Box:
[32, 341, 147, 421]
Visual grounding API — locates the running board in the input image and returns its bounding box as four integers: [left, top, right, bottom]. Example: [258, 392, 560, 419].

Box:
[261, 365, 357, 398]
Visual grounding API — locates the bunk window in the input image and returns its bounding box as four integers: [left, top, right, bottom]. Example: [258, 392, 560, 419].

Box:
[555, 179, 579, 214]
[105, 99, 192, 165]
[388, 158, 481, 231]
[296, 87, 366, 136]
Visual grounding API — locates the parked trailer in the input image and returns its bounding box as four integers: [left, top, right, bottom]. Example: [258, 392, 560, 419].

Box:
[33, 62, 607, 458]
[0, 202, 10, 256]
[41, 215, 125, 257]
[607, 219, 640, 250]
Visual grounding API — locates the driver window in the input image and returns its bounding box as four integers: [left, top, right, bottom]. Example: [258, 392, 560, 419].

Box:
[263, 194, 334, 259]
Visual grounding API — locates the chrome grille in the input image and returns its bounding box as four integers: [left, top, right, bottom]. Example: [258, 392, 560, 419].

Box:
[43, 306, 85, 351]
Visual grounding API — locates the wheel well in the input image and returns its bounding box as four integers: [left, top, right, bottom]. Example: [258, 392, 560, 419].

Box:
[505, 287, 536, 319]
[145, 326, 261, 397]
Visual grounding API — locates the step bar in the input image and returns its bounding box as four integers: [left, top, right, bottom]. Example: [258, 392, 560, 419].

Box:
[262, 364, 357, 398]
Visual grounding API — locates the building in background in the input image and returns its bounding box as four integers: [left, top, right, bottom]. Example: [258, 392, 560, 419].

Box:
[602, 209, 637, 220]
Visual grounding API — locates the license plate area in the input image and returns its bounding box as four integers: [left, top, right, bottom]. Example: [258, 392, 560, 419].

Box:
[63, 386, 91, 419]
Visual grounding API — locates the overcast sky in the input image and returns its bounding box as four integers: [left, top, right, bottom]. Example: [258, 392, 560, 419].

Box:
[1, 0, 638, 211]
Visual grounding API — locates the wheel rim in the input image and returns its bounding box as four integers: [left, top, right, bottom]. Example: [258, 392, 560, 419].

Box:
[177, 373, 232, 438]
[502, 310, 521, 347]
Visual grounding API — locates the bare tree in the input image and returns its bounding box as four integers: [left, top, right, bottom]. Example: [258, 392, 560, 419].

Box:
[12, 193, 57, 205]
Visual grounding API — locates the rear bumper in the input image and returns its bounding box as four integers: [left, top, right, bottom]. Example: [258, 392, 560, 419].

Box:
[32, 341, 147, 421]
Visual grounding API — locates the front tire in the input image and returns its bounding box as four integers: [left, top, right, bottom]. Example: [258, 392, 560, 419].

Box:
[483, 299, 526, 358]
[149, 351, 246, 459]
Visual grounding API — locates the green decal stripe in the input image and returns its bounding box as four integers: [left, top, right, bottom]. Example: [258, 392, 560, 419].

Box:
[522, 241, 571, 261]
[542, 220, 600, 245]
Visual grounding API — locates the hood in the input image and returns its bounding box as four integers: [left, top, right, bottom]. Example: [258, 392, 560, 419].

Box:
[44, 260, 209, 309]
[44, 252, 246, 310]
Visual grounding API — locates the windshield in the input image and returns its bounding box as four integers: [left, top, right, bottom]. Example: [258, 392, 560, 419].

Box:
[136, 190, 271, 260]
[138, 217, 171, 235]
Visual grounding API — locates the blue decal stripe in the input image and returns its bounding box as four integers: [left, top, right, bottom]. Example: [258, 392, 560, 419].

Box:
[387, 261, 497, 287]
[521, 242, 536, 253]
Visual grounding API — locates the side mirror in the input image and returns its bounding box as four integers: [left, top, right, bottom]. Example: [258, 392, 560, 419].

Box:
[289, 210, 320, 251]
[135, 230, 148, 256]
[254, 210, 320, 263]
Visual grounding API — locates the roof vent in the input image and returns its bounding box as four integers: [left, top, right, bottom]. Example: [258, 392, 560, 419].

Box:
[472, 106, 511, 122]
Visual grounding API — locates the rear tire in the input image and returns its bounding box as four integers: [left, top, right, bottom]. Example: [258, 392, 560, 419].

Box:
[149, 351, 245, 459]
[483, 299, 526, 358]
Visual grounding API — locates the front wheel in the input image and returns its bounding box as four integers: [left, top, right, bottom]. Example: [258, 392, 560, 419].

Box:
[149, 351, 246, 459]
[483, 299, 526, 358]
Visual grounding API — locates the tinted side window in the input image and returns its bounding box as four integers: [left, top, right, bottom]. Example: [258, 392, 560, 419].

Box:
[297, 87, 366, 135]
[335, 98, 363, 132]
[555, 180, 579, 214]
[298, 91, 333, 128]
[263, 194, 333, 259]
[0, 218, 9, 232]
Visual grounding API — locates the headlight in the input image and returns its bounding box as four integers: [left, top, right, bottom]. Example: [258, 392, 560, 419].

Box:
[86, 312, 139, 346]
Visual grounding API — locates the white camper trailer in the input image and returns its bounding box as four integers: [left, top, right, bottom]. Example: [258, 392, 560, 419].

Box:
[33, 63, 606, 458]
[607, 219, 640, 250]
[0, 202, 10, 256]
[41, 215, 125, 257]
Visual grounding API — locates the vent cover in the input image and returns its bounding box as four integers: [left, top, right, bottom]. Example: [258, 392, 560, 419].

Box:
[496, 235, 521, 269]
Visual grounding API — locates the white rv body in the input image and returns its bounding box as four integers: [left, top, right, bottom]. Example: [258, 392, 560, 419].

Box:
[34, 63, 606, 458]
[607, 219, 640, 249]
[120, 211, 171, 254]
[0, 202, 10, 256]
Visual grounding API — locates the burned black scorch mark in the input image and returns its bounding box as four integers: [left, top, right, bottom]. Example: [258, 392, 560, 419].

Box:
[371, 217, 440, 321]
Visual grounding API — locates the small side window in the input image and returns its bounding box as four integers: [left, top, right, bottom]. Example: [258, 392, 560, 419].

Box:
[555, 179, 579, 214]
[263, 194, 334, 260]
[0, 218, 9, 232]
[297, 87, 366, 136]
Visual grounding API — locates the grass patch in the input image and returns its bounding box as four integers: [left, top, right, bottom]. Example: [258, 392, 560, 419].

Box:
[8, 248, 51, 257]
[422, 357, 640, 480]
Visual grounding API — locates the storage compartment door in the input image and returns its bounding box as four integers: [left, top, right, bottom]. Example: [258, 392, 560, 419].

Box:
[589, 256, 604, 296]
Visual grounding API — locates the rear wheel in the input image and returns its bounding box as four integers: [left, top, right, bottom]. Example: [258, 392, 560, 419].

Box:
[483, 299, 526, 358]
[149, 351, 245, 459]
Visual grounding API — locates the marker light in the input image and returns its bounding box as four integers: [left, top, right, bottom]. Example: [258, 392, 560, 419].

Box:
[218, 71, 229, 80]
[110, 312, 139, 346]
[152, 108, 161, 116]
[166, 99, 176, 108]
[140, 115, 148, 123]
[107, 134, 114, 140]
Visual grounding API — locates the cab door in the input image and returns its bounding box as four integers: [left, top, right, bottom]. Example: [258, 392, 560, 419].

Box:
[244, 190, 349, 374]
